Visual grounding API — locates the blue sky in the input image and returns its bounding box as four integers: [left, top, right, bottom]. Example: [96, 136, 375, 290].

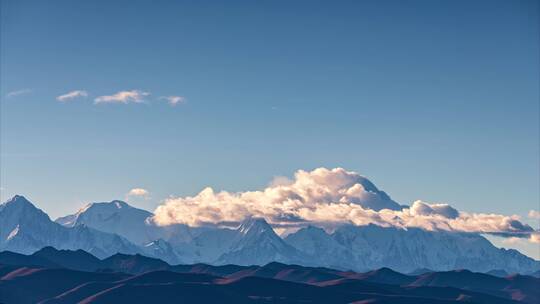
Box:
[1, 0, 539, 255]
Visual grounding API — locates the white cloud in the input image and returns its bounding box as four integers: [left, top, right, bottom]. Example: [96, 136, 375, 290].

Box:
[161, 96, 186, 106]
[152, 167, 535, 241]
[6, 89, 32, 98]
[502, 237, 522, 245]
[57, 90, 88, 102]
[127, 188, 150, 198]
[94, 90, 149, 104]
[528, 210, 540, 219]
[529, 233, 540, 244]
[410, 201, 459, 219]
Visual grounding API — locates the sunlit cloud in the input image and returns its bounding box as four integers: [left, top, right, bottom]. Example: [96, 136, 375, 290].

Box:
[6, 89, 32, 98]
[161, 95, 186, 106]
[528, 210, 540, 219]
[529, 233, 540, 244]
[502, 237, 522, 245]
[152, 167, 536, 242]
[57, 90, 88, 102]
[127, 188, 150, 198]
[94, 90, 149, 104]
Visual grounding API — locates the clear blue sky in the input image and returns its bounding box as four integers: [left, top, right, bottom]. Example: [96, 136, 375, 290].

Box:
[1, 0, 538, 228]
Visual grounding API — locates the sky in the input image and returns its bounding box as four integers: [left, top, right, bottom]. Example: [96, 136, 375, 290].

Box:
[1, 1, 539, 257]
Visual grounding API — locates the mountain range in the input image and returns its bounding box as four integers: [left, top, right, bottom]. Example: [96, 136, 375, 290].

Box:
[1, 195, 539, 274]
[1, 246, 539, 304]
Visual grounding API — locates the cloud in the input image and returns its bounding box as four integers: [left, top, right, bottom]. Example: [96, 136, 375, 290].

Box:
[94, 90, 149, 104]
[409, 201, 459, 219]
[152, 167, 536, 241]
[127, 188, 150, 198]
[161, 96, 186, 106]
[528, 232, 540, 244]
[502, 237, 523, 245]
[57, 90, 88, 102]
[528, 210, 540, 219]
[6, 89, 32, 98]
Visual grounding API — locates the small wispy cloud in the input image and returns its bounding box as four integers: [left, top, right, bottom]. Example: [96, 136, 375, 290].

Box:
[57, 90, 88, 102]
[161, 95, 186, 106]
[94, 90, 149, 104]
[528, 210, 540, 219]
[127, 188, 150, 199]
[6, 89, 32, 98]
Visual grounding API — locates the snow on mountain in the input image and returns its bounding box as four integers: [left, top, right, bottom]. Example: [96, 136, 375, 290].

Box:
[215, 218, 307, 266]
[0, 196, 140, 258]
[2, 195, 539, 274]
[55, 200, 162, 245]
[285, 223, 540, 274]
[142, 239, 183, 265]
[172, 218, 309, 265]
[283, 225, 358, 270]
[187, 227, 238, 263]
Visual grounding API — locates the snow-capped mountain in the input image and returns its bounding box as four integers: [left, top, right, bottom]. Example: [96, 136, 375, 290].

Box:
[2, 195, 539, 274]
[173, 218, 308, 265]
[283, 225, 357, 270]
[54, 199, 197, 264]
[284, 224, 540, 274]
[55, 200, 162, 245]
[0, 196, 140, 258]
[142, 238, 183, 265]
[215, 218, 307, 265]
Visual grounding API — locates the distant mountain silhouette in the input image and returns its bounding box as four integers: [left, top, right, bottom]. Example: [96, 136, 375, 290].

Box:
[33, 246, 102, 272]
[1, 247, 538, 304]
[100, 253, 170, 273]
[344, 267, 416, 285]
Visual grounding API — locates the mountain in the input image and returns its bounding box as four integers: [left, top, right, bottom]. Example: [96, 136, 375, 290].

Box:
[101, 253, 170, 274]
[0, 250, 59, 268]
[341, 174, 404, 211]
[173, 218, 309, 265]
[2, 195, 539, 274]
[54, 199, 194, 264]
[0, 196, 140, 258]
[487, 269, 511, 277]
[142, 238, 184, 265]
[226, 261, 344, 284]
[285, 224, 540, 274]
[284, 225, 357, 270]
[344, 267, 417, 285]
[32, 246, 102, 272]
[1, 248, 535, 304]
[215, 217, 308, 265]
[55, 200, 160, 245]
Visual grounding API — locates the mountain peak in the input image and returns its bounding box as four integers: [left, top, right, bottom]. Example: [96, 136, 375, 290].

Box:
[80, 200, 132, 212]
[2, 195, 33, 208]
[55, 199, 155, 245]
[238, 217, 273, 234]
[0, 195, 50, 221]
[111, 200, 130, 208]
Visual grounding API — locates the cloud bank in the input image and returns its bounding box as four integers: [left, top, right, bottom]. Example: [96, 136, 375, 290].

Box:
[94, 90, 149, 104]
[152, 168, 536, 240]
[57, 90, 88, 102]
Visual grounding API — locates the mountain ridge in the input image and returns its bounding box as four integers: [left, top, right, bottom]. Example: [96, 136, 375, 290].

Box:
[1, 195, 539, 274]
[0, 247, 538, 304]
